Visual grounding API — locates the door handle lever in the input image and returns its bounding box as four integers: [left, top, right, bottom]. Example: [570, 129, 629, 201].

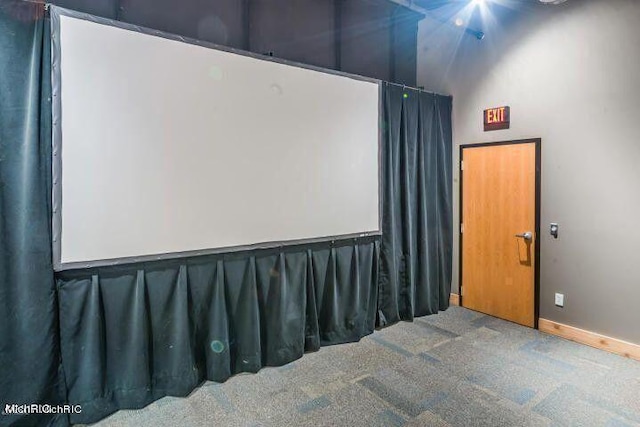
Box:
[515, 231, 533, 241]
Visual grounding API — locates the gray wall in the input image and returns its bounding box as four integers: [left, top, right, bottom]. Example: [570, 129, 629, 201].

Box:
[417, 0, 640, 344]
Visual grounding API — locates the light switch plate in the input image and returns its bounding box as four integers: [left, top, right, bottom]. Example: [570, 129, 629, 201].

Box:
[555, 293, 564, 307]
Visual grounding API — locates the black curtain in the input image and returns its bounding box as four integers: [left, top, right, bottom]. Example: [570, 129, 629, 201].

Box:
[378, 82, 453, 326]
[0, 3, 66, 427]
[57, 241, 379, 424]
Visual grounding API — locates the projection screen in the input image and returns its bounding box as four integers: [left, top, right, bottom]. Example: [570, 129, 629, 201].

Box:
[50, 7, 381, 270]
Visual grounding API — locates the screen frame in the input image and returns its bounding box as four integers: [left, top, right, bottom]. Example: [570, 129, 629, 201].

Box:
[50, 5, 383, 271]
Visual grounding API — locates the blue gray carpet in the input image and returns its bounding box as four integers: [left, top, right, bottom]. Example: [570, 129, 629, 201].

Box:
[89, 307, 640, 426]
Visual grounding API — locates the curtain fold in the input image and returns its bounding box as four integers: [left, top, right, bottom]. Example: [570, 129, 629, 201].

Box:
[0, 3, 66, 426]
[378, 83, 453, 326]
[57, 241, 379, 424]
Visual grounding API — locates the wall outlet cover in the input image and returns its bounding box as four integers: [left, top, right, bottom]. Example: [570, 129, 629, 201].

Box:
[555, 293, 564, 307]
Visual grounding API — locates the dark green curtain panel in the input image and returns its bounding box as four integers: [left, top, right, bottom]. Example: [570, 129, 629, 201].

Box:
[57, 241, 379, 424]
[0, 3, 65, 427]
[378, 83, 453, 325]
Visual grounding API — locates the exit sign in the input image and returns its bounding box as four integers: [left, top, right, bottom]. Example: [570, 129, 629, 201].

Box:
[484, 106, 510, 131]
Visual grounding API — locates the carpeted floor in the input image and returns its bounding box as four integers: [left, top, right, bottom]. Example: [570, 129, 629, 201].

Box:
[89, 307, 640, 426]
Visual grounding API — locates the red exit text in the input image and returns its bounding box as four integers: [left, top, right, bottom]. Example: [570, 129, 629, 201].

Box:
[484, 106, 510, 131]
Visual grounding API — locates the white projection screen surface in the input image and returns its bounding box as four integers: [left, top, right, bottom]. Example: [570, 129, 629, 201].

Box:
[51, 9, 380, 269]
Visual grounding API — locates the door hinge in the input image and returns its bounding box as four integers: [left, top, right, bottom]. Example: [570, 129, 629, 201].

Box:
[460, 160, 464, 171]
[460, 223, 464, 233]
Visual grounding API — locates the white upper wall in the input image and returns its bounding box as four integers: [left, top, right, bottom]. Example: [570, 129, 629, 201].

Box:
[417, 0, 640, 343]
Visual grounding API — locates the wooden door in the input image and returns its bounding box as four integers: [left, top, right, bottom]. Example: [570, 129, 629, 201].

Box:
[461, 142, 538, 327]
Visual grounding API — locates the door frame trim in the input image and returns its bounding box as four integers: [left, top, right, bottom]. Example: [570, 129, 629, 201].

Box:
[458, 138, 542, 329]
